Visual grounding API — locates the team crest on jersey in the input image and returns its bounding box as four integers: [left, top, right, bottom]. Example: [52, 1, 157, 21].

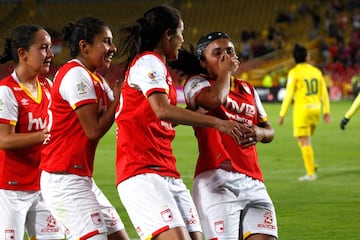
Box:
[214, 219, 224, 233]
[5, 229, 14, 240]
[90, 212, 103, 225]
[0, 98, 4, 111]
[257, 211, 276, 230]
[47, 214, 57, 228]
[148, 71, 157, 80]
[161, 208, 173, 222]
[76, 81, 88, 95]
[40, 214, 60, 233]
[264, 211, 274, 225]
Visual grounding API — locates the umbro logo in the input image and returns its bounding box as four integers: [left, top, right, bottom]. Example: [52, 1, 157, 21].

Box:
[21, 98, 29, 105]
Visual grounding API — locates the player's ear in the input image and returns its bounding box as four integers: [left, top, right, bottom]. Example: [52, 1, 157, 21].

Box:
[17, 48, 27, 61]
[79, 40, 89, 54]
[165, 29, 172, 41]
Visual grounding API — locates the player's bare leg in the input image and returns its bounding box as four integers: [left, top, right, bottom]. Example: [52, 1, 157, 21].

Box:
[107, 229, 130, 240]
[189, 231, 203, 240]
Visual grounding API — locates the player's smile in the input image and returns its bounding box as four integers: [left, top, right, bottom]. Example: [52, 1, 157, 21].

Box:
[43, 58, 52, 66]
[104, 53, 113, 63]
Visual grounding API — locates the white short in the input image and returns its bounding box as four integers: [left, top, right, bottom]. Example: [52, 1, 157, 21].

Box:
[0, 189, 65, 240]
[192, 169, 278, 240]
[40, 171, 125, 240]
[117, 173, 202, 240]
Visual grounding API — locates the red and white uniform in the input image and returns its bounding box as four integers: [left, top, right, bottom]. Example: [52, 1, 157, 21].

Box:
[41, 59, 112, 176]
[0, 71, 51, 190]
[184, 75, 267, 181]
[184, 74, 278, 240]
[116, 52, 201, 240]
[0, 71, 64, 240]
[115, 51, 179, 184]
[40, 59, 124, 240]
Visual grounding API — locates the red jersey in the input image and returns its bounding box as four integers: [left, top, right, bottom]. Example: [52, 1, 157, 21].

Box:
[184, 75, 268, 181]
[41, 60, 112, 176]
[0, 72, 51, 190]
[115, 52, 179, 185]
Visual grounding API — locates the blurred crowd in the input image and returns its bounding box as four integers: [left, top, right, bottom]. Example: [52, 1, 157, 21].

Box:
[237, 0, 360, 99]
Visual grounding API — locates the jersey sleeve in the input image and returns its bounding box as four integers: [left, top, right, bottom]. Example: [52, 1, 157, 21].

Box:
[254, 87, 268, 123]
[320, 75, 330, 114]
[128, 54, 168, 97]
[183, 75, 211, 109]
[279, 71, 296, 117]
[0, 85, 18, 125]
[45, 77, 53, 87]
[59, 66, 97, 110]
[101, 75, 114, 101]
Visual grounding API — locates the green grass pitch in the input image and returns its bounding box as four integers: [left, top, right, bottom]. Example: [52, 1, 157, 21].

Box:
[94, 100, 360, 240]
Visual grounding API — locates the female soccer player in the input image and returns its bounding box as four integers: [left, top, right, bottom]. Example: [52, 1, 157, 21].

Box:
[278, 43, 331, 181]
[0, 24, 65, 240]
[40, 17, 130, 240]
[115, 5, 245, 240]
[169, 32, 278, 240]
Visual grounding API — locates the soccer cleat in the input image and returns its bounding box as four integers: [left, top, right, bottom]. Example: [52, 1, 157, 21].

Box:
[298, 174, 317, 181]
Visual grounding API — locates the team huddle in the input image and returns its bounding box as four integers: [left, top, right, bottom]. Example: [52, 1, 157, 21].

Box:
[0, 3, 334, 240]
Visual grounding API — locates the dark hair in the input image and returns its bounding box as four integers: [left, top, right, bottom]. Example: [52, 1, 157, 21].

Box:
[63, 16, 107, 58]
[196, 32, 231, 60]
[0, 24, 44, 64]
[168, 32, 233, 76]
[118, 4, 181, 64]
[293, 43, 307, 63]
[168, 44, 204, 76]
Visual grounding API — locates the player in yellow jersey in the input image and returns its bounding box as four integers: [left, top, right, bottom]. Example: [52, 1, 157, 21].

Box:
[340, 93, 360, 129]
[278, 44, 331, 181]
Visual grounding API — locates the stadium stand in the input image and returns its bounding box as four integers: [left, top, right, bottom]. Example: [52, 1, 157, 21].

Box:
[0, 0, 359, 94]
